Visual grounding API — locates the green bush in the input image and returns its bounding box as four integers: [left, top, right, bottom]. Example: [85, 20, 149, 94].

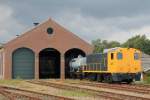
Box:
[146, 72, 150, 77]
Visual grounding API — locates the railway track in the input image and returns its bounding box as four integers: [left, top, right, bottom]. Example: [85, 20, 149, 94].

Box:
[74, 81, 150, 94]
[0, 85, 73, 100]
[131, 83, 150, 89]
[27, 80, 150, 100]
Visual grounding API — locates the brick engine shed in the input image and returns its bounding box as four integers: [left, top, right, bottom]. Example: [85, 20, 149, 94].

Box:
[0, 18, 93, 79]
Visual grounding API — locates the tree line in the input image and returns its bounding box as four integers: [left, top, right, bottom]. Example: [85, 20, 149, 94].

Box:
[92, 35, 150, 55]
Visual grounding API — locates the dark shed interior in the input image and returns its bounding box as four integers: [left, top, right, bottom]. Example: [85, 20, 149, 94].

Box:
[39, 48, 60, 79]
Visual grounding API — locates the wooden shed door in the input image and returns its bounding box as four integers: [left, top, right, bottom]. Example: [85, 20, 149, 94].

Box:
[12, 48, 35, 79]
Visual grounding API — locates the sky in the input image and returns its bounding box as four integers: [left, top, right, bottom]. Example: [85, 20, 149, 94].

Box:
[0, 0, 150, 44]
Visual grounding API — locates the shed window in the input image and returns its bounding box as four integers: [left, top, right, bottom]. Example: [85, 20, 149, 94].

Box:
[111, 53, 114, 60]
[134, 53, 139, 60]
[47, 27, 53, 35]
[117, 52, 123, 60]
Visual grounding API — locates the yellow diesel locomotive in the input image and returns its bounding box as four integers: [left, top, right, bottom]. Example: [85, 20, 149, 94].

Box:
[69, 47, 142, 83]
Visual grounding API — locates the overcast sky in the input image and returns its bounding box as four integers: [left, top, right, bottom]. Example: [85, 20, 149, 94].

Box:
[0, 0, 150, 43]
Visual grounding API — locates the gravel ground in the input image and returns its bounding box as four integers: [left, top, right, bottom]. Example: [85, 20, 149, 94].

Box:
[0, 79, 149, 100]
[0, 94, 9, 100]
[0, 80, 102, 100]
[45, 79, 150, 99]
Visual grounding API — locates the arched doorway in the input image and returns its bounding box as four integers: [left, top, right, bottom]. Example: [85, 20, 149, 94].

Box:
[12, 47, 35, 79]
[64, 48, 86, 78]
[39, 48, 60, 79]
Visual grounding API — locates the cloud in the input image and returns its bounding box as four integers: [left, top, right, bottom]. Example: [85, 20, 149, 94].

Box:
[0, 4, 26, 43]
[55, 10, 150, 43]
[131, 26, 150, 39]
[0, 0, 150, 43]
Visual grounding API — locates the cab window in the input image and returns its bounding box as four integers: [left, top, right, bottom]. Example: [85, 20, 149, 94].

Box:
[111, 53, 114, 60]
[134, 53, 139, 60]
[117, 52, 123, 60]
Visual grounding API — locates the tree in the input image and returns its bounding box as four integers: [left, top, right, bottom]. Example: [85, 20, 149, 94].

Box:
[92, 39, 120, 53]
[92, 35, 150, 54]
[107, 41, 120, 48]
[122, 35, 150, 55]
[92, 39, 104, 53]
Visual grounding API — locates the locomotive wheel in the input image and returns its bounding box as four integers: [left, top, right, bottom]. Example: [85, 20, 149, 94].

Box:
[88, 74, 97, 81]
[97, 74, 103, 82]
[104, 74, 113, 83]
[127, 79, 133, 84]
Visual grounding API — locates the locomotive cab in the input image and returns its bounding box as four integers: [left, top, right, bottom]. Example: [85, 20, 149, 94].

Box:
[108, 48, 141, 73]
[106, 48, 142, 82]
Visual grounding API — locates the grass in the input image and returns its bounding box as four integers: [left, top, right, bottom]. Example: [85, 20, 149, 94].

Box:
[0, 79, 24, 86]
[0, 94, 9, 100]
[144, 76, 150, 84]
[60, 89, 92, 97]
[135, 75, 150, 85]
